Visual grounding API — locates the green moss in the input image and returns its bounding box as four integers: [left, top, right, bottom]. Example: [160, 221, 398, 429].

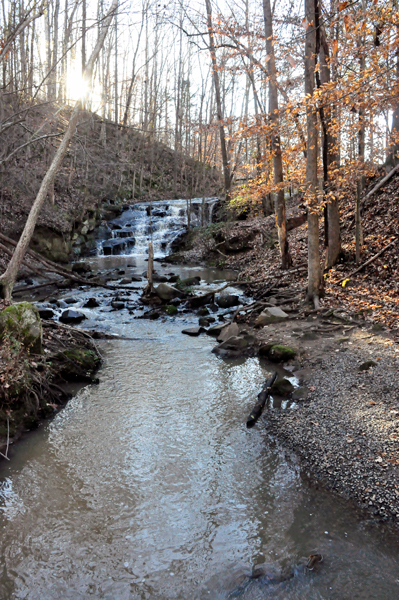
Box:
[165, 305, 178, 316]
[0, 303, 42, 354]
[264, 345, 296, 362]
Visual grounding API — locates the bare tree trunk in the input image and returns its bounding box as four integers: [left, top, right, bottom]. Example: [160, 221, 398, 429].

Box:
[355, 7, 365, 265]
[317, 10, 341, 268]
[305, 0, 322, 308]
[205, 0, 231, 201]
[0, 0, 118, 303]
[262, 0, 290, 268]
[81, 0, 86, 72]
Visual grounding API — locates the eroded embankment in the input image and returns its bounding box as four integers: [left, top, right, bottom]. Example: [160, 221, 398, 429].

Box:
[0, 302, 101, 451]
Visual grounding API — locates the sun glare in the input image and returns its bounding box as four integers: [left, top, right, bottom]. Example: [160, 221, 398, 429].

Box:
[67, 70, 90, 102]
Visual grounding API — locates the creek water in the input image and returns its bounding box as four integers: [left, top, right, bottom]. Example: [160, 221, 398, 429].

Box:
[2, 202, 399, 599]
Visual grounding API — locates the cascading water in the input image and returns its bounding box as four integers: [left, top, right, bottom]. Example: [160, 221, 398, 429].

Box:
[99, 198, 218, 258]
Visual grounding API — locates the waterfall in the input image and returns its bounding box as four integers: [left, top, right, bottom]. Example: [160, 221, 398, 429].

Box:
[98, 197, 218, 258]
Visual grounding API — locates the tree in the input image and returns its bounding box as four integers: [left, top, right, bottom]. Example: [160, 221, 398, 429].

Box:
[305, 0, 322, 308]
[262, 0, 291, 269]
[0, 0, 118, 303]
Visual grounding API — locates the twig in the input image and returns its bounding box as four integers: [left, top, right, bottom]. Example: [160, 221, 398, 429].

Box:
[0, 417, 10, 461]
[337, 238, 397, 283]
[363, 163, 399, 203]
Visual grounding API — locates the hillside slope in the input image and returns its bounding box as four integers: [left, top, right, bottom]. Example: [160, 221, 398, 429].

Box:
[0, 99, 221, 268]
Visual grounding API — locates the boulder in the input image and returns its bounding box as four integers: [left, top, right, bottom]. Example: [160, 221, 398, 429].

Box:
[255, 307, 289, 327]
[111, 301, 125, 310]
[271, 378, 295, 395]
[130, 275, 142, 282]
[155, 283, 183, 301]
[64, 296, 78, 304]
[212, 335, 249, 356]
[168, 275, 179, 283]
[199, 317, 211, 327]
[217, 322, 239, 342]
[56, 348, 100, 382]
[0, 302, 42, 354]
[178, 276, 201, 288]
[197, 307, 209, 316]
[84, 297, 100, 308]
[120, 277, 132, 285]
[216, 294, 240, 309]
[37, 307, 56, 320]
[182, 327, 205, 337]
[268, 345, 296, 362]
[59, 310, 86, 324]
[359, 360, 377, 371]
[71, 262, 92, 274]
[206, 322, 230, 337]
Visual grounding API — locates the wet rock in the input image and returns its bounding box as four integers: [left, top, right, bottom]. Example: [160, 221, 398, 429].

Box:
[59, 309, 86, 324]
[292, 386, 309, 400]
[178, 276, 201, 288]
[71, 262, 91, 274]
[268, 345, 296, 362]
[153, 274, 169, 283]
[155, 283, 184, 301]
[0, 302, 42, 354]
[206, 322, 230, 337]
[64, 296, 78, 304]
[197, 307, 209, 316]
[208, 303, 219, 313]
[182, 327, 205, 337]
[199, 317, 211, 327]
[255, 307, 289, 326]
[359, 360, 377, 371]
[38, 307, 56, 320]
[168, 275, 179, 283]
[212, 336, 248, 356]
[56, 348, 100, 382]
[84, 297, 100, 308]
[216, 294, 240, 309]
[120, 277, 132, 285]
[57, 299, 69, 308]
[111, 301, 125, 310]
[271, 378, 295, 396]
[165, 305, 178, 316]
[217, 322, 239, 342]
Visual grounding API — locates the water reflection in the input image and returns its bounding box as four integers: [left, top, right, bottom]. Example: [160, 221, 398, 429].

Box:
[0, 313, 399, 598]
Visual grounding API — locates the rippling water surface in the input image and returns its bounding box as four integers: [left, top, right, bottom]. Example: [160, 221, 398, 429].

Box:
[2, 259, 399, 599]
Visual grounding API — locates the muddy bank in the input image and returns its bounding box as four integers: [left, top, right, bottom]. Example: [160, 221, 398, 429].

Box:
[0, 305, 101, 453]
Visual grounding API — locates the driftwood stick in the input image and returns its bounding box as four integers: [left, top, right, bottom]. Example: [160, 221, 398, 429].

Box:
[363, 163, 399, 202]
[246, 372, 278, 428]
[338, 238, 397, 283]
[0, 242, 46, 278]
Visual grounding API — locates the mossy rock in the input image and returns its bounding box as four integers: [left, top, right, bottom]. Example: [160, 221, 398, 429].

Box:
[57, 348, 100, 381]
[259, 344, 296, 362]
[0, 302, 42, 354]
[165, 305, 178, 316]
[268, 345, 296, 362]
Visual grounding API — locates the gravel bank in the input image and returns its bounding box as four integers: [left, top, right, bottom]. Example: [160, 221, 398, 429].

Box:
[263, 327, 399, 525]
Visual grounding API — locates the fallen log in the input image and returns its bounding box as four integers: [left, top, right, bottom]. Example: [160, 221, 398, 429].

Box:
[363, 163, 399, 203]
[337, 237, 397, 284]
[246, 372, 277, 428]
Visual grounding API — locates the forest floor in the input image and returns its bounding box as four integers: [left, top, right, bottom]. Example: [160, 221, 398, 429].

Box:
[173, 169, 399, 340]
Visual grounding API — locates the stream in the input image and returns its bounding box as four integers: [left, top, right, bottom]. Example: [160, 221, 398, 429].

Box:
[1, 200, 399, 599]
